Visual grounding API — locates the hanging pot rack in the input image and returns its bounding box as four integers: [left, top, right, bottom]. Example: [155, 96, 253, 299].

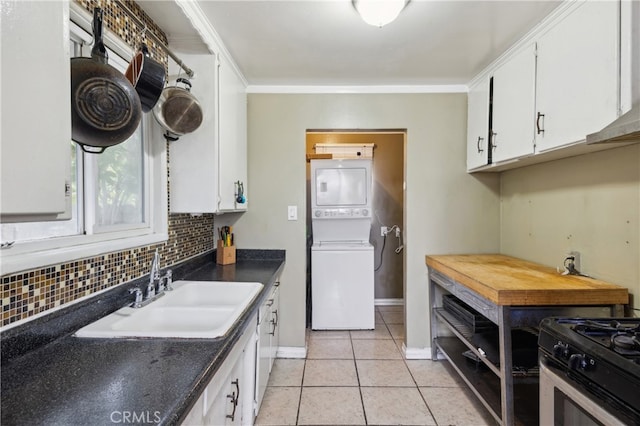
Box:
[114, 0, 194, 78]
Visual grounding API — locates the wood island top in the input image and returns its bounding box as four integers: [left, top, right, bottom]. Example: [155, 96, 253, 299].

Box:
[426, 254, 629, 306]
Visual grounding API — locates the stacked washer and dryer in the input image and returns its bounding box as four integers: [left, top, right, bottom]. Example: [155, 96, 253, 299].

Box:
[310, 159, 374, 330]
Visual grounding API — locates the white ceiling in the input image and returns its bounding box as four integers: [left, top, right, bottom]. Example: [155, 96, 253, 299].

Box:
[141, 0, 562, 87]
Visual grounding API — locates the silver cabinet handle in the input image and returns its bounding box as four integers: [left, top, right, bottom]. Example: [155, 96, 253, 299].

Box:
[477, 136, 484, 153]
[226, 379, 240, 421]
[536, 112, 545, 135]
[490, 131, 497, 150]
[269, 310, 278, 335]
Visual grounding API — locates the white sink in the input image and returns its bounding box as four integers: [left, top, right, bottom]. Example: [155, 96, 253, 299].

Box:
[154, 281, 264, 308]
[75, 281, 263, 339]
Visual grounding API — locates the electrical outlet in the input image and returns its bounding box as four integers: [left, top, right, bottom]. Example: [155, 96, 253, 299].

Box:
[381, 226, 388, 236]
[567, 251, 581, 272]
[562, 251, 581, 275]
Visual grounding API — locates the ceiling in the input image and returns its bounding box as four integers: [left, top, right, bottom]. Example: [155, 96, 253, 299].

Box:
[141, 0, 562, 87]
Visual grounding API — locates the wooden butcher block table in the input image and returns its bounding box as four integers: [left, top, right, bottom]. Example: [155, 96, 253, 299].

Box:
[426, 254, 629, 426]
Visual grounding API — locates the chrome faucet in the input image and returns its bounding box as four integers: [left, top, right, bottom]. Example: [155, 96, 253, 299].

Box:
[163, 269, 173, 291]
[147, 249, 161, 299]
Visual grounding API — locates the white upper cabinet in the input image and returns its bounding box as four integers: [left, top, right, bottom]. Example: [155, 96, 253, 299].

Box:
[217, 55, 248, 213]
[466, 77, 490, 171]
[535, 0, 619, 152]
[467, 0, 627, 172]
[1, 2, 71, 221]
[168, 53, 219, 214]
[491, 43, 537, 163]
[168, 52, 248, 214]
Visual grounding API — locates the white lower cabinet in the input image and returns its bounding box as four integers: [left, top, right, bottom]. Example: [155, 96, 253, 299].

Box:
[255, 283, 280, 415]
[182, 313, 257, 426]
[182, 281, 282, 426]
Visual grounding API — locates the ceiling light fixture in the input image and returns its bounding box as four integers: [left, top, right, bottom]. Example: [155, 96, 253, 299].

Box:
[353, 0, 408, 28]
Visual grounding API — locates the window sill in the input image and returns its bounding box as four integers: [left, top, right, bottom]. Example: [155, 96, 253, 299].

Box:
[0, 231, 168, 275]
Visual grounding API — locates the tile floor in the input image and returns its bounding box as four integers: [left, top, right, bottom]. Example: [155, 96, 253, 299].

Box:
[255, 306, 496, 425]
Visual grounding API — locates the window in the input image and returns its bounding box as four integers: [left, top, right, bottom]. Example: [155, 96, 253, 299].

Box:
[0, 14, 167, 275]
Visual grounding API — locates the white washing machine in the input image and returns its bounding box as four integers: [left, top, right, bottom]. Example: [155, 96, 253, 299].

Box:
[311, 241, 374, 329]
[310, 159, 375, 330]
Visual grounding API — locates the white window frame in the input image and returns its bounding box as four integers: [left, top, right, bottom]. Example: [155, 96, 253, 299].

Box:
[0, 5, 167, 275]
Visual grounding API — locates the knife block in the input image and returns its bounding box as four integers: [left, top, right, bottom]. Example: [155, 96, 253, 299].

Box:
[216, 240, 236, 265]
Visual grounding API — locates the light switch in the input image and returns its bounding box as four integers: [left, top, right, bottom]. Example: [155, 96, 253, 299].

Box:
[287, 205, 297, 221]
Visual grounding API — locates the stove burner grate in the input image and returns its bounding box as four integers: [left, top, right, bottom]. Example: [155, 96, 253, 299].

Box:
[570, 319, 640, 357]
[611, 333, 640, 351]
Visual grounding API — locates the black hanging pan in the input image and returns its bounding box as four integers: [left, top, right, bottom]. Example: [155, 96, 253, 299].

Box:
[153, 78, 203, 140]
[70, 8, 141, 153]
[125, 43, 166, 112]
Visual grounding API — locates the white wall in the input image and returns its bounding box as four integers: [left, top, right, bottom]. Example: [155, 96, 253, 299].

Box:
[500, 144, 640, 310]
[236, 93, 501, 351]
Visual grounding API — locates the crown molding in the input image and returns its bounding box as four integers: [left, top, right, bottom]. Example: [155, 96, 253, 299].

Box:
[246, 84, 468, 94]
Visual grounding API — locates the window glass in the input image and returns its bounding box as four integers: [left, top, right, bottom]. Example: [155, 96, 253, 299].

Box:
[93, 126, 146, 228]
[0, 28, 147, 241]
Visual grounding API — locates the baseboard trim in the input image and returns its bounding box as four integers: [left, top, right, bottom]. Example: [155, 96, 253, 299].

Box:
[374, 298, 404, 306]
[276, 346, 307, 359]
[402, 343, 433, 360]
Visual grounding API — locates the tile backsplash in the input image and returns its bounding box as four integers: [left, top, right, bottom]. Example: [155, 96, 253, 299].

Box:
[1, 0, 215, 327]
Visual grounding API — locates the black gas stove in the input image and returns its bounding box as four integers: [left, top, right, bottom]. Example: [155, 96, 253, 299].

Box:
[539, 317, 640, 425]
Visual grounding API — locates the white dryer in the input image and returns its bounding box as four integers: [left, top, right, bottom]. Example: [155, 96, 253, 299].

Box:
[310, 159, 375, 330]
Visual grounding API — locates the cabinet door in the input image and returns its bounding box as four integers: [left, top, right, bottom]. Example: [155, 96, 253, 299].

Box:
[491, 43, 537, 163]
[269, 286, 280, 370]
[204, 350, 244, 425]
[168, 53, 219, 214]
[535, 1, 619, 152]
[256, 301, 271, 414]
[0, 2, 71, 220]
[181, 394, 206, 426]
[466, 78, 490, 170]
[217, 56, 248, 212]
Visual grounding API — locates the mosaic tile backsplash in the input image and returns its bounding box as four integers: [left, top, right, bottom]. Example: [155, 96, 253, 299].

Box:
[1, 1, 215, 327]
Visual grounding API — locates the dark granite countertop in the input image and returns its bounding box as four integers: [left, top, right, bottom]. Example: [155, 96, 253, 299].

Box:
[1, 250, 285, 426]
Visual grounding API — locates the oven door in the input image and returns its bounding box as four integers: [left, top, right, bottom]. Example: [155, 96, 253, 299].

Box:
[539, 360, 626, 426]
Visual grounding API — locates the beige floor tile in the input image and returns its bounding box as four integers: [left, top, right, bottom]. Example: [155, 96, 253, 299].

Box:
[374, 311, 385, 324]
[268, 358, 305, 387]
[386, 323, 405, 340]
[307, 338, 353, 359]
[352, 339, 403, 360]
[254, 386, 300, 426]
[350, 325, 392, 340]
[380, 311, 404, 324]
[420, 386, 494, 426]
[303, 359, 359, 386]
[356, 359, 415, 386]
[406, 359, 466, 387]
[361, 387, 436, 426]
[298, 387, 366, 425]
[307, 329, 351, 340]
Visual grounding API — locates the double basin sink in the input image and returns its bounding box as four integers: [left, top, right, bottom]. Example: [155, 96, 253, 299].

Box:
[75, 281, 263, 339]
